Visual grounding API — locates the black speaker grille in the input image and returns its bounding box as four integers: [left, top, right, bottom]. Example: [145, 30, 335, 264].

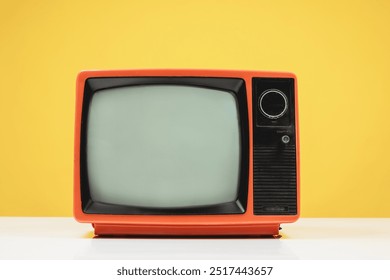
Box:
[253, 145, 297, 215]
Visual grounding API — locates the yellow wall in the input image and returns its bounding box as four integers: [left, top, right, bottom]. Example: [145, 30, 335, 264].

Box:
[1, 0, 389, 217]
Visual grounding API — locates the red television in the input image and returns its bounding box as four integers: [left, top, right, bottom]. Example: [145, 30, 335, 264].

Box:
[74, 69, 299, 236]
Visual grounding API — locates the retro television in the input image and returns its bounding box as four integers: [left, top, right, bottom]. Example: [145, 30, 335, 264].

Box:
[74, 69, 299, 236]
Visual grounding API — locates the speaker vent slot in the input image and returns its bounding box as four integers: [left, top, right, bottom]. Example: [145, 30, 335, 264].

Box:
[253, 145, 297, 215]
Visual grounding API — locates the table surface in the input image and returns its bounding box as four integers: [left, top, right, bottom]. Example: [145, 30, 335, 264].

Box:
[0, 218, 389, 260]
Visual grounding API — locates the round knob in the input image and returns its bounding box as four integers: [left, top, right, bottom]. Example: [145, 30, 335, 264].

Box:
[281, 135, 290, 144]
[259, 89, 288, 119]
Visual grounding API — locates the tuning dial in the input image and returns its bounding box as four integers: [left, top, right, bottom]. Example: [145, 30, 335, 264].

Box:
[258, 89, 288, 119]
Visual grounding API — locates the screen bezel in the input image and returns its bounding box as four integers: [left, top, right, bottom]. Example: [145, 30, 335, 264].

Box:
[79, 77, 249, 215]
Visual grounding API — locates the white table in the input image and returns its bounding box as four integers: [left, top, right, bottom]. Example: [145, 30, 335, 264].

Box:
[0, 218, 389, 259]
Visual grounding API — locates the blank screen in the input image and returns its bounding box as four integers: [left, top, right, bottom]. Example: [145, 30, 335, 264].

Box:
[86, 85, 240, 208]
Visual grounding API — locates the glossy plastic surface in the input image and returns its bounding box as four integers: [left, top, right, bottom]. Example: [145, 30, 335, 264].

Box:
[74, 69, 300, 236]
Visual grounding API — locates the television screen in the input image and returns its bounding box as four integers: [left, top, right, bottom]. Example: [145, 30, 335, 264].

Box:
[87, 85, 240, 208]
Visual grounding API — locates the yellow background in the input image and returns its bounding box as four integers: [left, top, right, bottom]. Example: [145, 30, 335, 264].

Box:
[1, 0, 389, 217]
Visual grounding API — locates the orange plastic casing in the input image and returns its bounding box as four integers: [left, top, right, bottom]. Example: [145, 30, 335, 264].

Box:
[74, 69, 300, 236]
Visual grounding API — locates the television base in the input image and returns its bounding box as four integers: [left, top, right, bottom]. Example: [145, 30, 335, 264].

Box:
[92, 223, 281, 237]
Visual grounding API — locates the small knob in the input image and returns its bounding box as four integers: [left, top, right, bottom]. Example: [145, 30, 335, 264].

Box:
[281, 135, 290, 144]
